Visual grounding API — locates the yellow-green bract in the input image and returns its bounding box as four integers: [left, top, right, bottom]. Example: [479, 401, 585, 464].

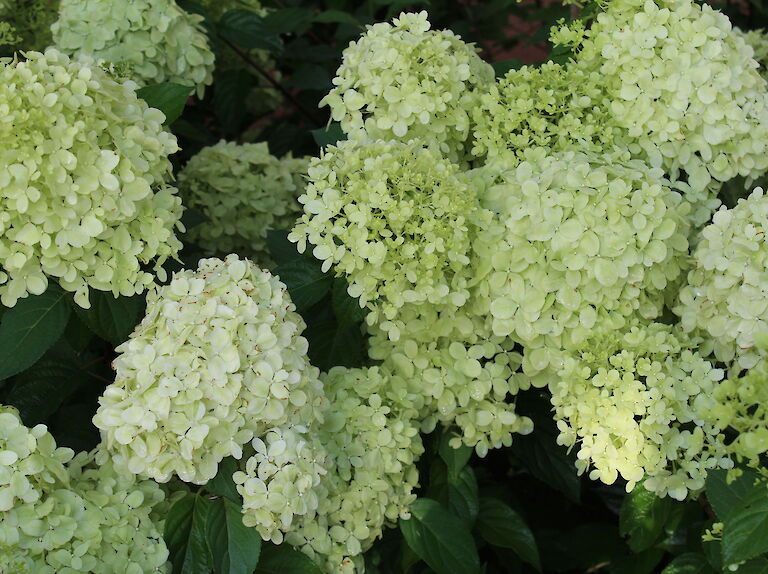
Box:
[178, 141, 308, 265]
[0, 49, 183, 308]
[93, 255, 324, 485]
[52, 0, 215, 97]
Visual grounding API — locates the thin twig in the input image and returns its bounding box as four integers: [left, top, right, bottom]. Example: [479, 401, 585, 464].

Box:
[221, 37, 322, 124]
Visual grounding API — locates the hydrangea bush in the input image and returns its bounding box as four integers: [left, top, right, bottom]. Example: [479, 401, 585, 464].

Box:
[3, 0, 768, 573]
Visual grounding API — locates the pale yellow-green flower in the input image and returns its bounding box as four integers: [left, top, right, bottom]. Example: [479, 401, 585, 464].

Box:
[0, 49, 183, 308]
[52, 0, 215, 96]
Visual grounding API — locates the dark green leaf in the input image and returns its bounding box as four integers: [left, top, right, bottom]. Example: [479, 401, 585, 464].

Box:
[6, 343, 93, 425]
[737, 558, 768, 574]
[285, 63, 331, 92]
[207, 497, 262, 574]
[492, 59, 523, 76]
[477, 497, 540, 571]
[314, 10, 361, 26]
[274, 259, 332, 312]
[619, 483, 674, 552]
[332, 277, 366, 326]
[263, 8, 315, 34]
[165, 494, 213, 574]
[74, 292, 144, 346]
[62, 312, 93, 352]
[722, 483, 768, 565]
[311, 123, 345, 148]
[206, 457, 240, 502]
[219, 10, 283, 52]
[0, 286, 70, 380]
[510, 412, 581, 503]
[266, 229, 306, 265]
[400, 498, 480, 574]
[438, 431, 473, 479]
[304, 313, 365, 372]
[137, 83, 194, 123]
[256, 542, 323, 573]
[611, 547, 664, 574]
[181, 207, 210, 233]
[214, 69, 256, 135]
[447, 467, 479, 526]
[661, 553, 713, 574]
[706, 468, 762, 520]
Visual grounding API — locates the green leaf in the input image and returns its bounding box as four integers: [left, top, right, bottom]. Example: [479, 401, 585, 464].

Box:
[438, 430, 473, 479]
[331, 277, 366, 326]
[314, 10, 361, 26]
[137, 83, 194, 124]
[206, 457, 240, 502]
[165, 494, 214, 574]
[722, 483, 768, 565]
[611, 547, 665, 574]
[74, 292, 144, 346]
[274, 259, 332, 312]
[619, 483, 674, 552]
[181, 207, 210, 232]
[207, 497, 262, 574]
[262, 8, 315, 34]
[304, 311, 365, 372]
[214, 68, 256, 135]
[6, 343, 94, 425]
[491, 59, 523, 76]
[219, 10, 283, 52]
[476, 497, 540, 571]
[509, 404, 581, 503]
[266, 229, 306, 265]
[400, 498, 481, 574]
[706, 468, 762, 520]
[447, 467, 479, 526]
[255, 543, 323, 573]
[661, 553, 713, 574]
[0, 285, 70, 380]
[311, 123, 345, 148]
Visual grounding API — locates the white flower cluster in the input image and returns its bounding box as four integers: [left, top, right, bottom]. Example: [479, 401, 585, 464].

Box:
[737, 27, 768, 74]
[93, 255, 323, 485]
[551, 323, 732, 500]
[178, 141, 308, 264]
[0, 407, 169, 573]
[676, 189, 768, 369]
[701, 341, 768, 467]
[234, 426, 325, 544]
[0, 49, 183, 308]
[366, 307, 534, 456]
[572, 0, 768, 208]
[320, 11, 494, 161]
[52, 0, 215, 96]
[473, 149, 690, 369]
[285, 367, 424, 574]
[289, 138, 477, 334]
[472, 61, 621, 164]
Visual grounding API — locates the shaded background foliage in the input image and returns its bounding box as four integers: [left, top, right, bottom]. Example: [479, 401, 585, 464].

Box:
[1, 0, 768, 573]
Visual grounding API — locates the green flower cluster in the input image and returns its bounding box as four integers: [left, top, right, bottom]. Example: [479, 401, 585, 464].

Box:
[178, 141, 308, 264]
[52, 0, 215, 96]
[737, 27, 768, 74]
[93, 255, 323, 485]
[473, 149, 691, 368]
[702, 341, 768, 467]
[0, 49, 183, 308]
[676, 189, 768, 369]
[0, 407, 169, 573]
[572, 0, 768, 210]
[320, 11, 494, 161]
[285, 366, 424, 574]
[551, 323, 732, 500]
[472, 61, 621, 163]
[289, 138, 478, 334]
